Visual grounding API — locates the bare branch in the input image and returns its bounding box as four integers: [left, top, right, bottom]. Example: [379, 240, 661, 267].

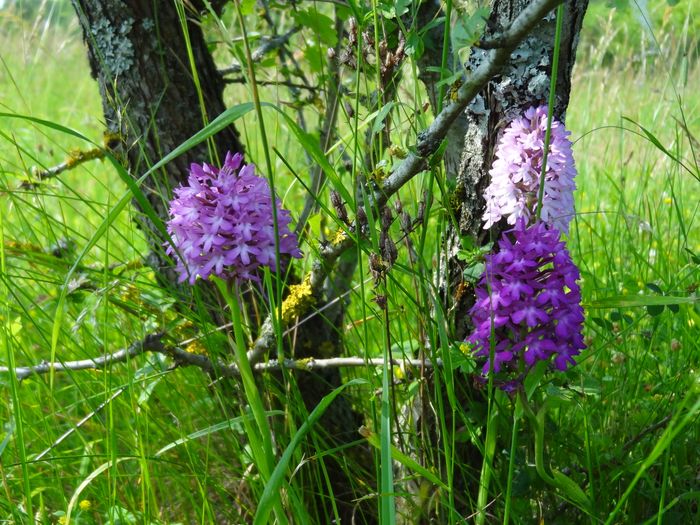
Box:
[0, 331, 441, 382]
[22, 147, 106, 189]
[222, 77, 318, 91]
[3, 0, 561, 384]
[0, 333, 164, 381]
[380, 0, 564, 200]
[622, 414, 672, 453]
[255, 356, 442, 372]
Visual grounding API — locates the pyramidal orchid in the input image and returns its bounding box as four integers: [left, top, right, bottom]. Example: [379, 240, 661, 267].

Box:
[467, 219, 586, 383]
[165, 152, 302, 284]
[468, 106, 585, 388]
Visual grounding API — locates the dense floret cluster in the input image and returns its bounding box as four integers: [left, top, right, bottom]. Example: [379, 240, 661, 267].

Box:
[165, 152, 301, 284]
[468, 105, 585, 386]
[467, 219, 586, 381]
[482, 105, 577, 234]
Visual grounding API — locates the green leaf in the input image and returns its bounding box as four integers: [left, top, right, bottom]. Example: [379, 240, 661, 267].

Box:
[405, 31, 424, 58]
[240, 0, 256, 15]
[0, 422, 14, 457]
[588, 295, 696, 308]
[394, 0, 412, 16]
[552, 470, 593, 512]
[591, 317, 613, 330]
[292, 9, 338, 46]
[361, 426, 449, 490]
[645, 282, 663, 294]
[685, 248, 700, 265]
[435, 70, 464, 89]
[450, 344, 476, 374]
[266, 104, 353, 207]
[463, 262, 485, 282]
[418, 15, 445, 35]
[450, 8, 489, 55]
[371, 102, 394, 136]
[155, 411, 283, 457]
[254, 379, 368, 525]
[143, 103, 255, 179]
[647, 305, 665, 317]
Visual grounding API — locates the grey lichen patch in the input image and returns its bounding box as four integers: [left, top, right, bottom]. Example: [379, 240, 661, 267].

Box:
[91, 16, 135, 76]
[487, 35, 553, 118]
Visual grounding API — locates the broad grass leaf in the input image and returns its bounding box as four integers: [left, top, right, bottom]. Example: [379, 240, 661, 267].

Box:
[254, 379, 368, 525]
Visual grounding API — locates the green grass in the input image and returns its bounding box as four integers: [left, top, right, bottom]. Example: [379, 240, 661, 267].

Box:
[0, 1, 699, 524]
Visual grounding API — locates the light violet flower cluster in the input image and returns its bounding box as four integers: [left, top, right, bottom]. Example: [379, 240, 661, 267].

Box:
[467, 219, 586, 383]
[165, 152, 302, 284]
[482, 105, 577, 234]
[468, 106, 585, 387]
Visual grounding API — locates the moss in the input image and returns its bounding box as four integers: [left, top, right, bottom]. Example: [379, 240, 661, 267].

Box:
[449, 181, 466, 214]
[185, 340, 207, 356]
[294, 357, 314, 370]
[102, 131, 122, 150]
[331, 228, 347, 246]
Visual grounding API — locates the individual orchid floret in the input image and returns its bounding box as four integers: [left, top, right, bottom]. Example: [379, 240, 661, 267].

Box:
[165, 151, 302, 284]
[482, 105, 577, 234]
[466, 218, 586, 387]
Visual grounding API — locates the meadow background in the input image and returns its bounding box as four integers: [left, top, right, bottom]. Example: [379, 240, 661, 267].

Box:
[0, 0, 698, 523]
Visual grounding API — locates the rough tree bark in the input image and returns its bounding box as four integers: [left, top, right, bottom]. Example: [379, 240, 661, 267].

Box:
[398, 1, 588, 522]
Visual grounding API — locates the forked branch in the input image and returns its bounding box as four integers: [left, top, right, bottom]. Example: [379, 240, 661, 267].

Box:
[247, 0, 564, 364]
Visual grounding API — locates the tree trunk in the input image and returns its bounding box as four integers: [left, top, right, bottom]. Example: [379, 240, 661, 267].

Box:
[399, 1, 588, 522]
[73, 0, 588, 522]
[446, 0, 589, 338]
[71, 0, 242, 285]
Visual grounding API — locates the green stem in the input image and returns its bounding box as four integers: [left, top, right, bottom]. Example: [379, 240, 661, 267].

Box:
[535, 3, 564, 221]
[232, 0, 283, 355]
[437, 0, 453, 114]
[214, 278, 288, 524]
[476, 398, 498, 525]
[519, 390, 592, 513]
[380, 282, 396, 524]
[476, 268, 499, 525]
[503, 400, 520, 524]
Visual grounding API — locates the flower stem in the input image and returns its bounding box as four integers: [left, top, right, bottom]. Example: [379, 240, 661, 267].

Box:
[535, 4, 564, 222]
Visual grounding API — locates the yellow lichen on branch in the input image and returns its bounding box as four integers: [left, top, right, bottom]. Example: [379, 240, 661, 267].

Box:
[281, 275, 315, 324]
[64, 147, 104, 168]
